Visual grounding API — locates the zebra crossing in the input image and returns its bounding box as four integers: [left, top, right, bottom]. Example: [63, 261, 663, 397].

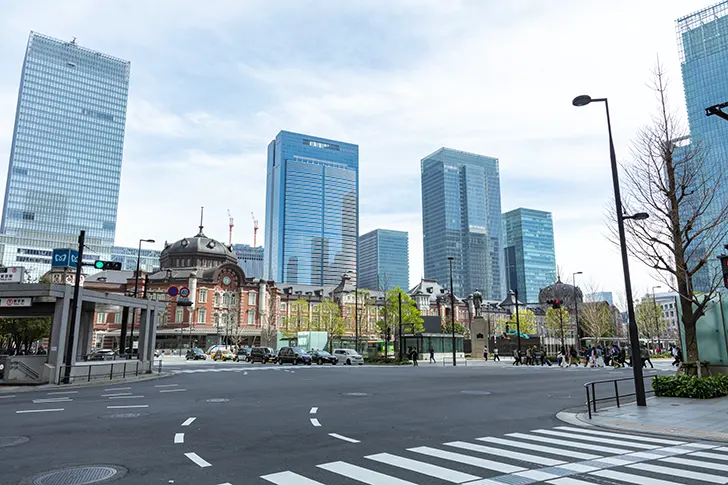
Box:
[169, 365, 332, 374]
[259, 425, 728, 484]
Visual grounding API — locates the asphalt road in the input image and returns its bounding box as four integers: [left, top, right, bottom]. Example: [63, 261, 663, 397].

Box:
[0, 359, 680, 485]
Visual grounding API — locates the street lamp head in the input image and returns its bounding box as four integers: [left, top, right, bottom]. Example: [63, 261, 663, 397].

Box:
[447, 256, 454, 261]
[574, 271, 583, 275]
[626, 212, 649, 221]
[572, 95, 593, 107]
[143, 239, 155, 243]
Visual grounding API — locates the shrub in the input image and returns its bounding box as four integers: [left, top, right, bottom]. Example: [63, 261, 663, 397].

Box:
[652, 374, 728, 399]
[367, 357, 411, 365]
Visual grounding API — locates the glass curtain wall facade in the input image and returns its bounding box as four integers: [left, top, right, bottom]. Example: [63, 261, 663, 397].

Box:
[502, 208, 556, 304]
[1, 32, 130, 251]
[111, 246, 161, 273]
[232, 244, 264, 279]
[264, 131, 358, 286]
[421, 148, 504, 300]
[677, 2, 728, 292]
[358, 229, 409, 291]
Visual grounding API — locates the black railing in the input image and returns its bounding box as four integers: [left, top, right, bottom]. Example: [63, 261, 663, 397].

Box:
[63, 358, 164, 383]
[584, 371, 658, 419]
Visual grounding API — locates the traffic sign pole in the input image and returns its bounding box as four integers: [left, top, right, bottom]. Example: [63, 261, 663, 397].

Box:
[63, 230, 84, 384]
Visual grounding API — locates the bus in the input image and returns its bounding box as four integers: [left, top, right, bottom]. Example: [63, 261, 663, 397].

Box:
[366, 340, 395, 359]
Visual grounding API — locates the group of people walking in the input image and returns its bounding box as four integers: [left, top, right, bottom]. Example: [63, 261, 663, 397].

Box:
[508, 342, 683, 369]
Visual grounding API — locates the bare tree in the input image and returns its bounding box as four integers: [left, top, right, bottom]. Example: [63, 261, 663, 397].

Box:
[619, 63, 728, 362]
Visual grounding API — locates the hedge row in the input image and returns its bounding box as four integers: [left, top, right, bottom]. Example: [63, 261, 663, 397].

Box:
[652, 374, 728, 399]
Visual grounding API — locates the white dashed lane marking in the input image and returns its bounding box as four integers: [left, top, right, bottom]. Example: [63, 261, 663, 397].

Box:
[16, 408, 64, 414]
[107, 405, 148, 409]
[181, 417, 196, 426]
[155, 384, 178, 388]
[104, 387, 131, 391]
[32, 398, 72, 404]
[310, 407, 318, 414]
[159, 388, 186, 393]
[101, 392, 132, 397]
[329, 433, 360, 444]
[174, 433, 184, 444]
[310, 418, 321, 427]
[46, 390, 77, 395]
[0, 395, 16, 399]
[185, 452, 212, 468]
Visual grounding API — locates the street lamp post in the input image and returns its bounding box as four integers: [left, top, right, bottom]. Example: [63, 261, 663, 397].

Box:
[652, 285, 662, 351]
[573, 94, 646, 406]
[129, 238, 155, 357]
[572, 271, 582, 344]
[448, 257, 457, 366]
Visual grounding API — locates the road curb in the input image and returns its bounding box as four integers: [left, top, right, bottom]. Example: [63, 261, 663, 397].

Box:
[555, 408, 728, 443]
[0, 372, 172, 394]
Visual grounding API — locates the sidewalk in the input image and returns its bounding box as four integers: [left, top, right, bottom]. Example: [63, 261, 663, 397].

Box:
[563, 395, 728, 442]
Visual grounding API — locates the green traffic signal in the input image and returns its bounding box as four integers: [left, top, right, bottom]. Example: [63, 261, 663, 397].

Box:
[94, 261, 104, 269]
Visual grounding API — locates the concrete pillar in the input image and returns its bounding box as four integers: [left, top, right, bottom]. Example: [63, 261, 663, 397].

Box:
[68, 287, 85, 366]
[76, 305, 94, 361]
[137, 305, 150, 362]
[50, 285, 72, 384]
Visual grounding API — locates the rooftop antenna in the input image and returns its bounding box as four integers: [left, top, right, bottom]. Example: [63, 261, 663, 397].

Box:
[70, 37, 77, 45]
[251, 212, 259, 247]
[198, 206, 204, 236]
[227, 209, 234, 246]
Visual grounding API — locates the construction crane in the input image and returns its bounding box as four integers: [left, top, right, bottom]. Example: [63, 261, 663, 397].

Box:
[227, 209, 234, 246]
[251, 212, 259, 247]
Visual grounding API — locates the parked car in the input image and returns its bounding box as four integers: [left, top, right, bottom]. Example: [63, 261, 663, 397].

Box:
[87, 349, 117, 361]
[277, 347, 312, 365]
[236, 347, 252, 362]
[309, 349, 337, 365]
[250, 347, 277, 364]
[211, 349, 236, 361]
[186, 348, 207, 360]
[333, 348, 364, 365]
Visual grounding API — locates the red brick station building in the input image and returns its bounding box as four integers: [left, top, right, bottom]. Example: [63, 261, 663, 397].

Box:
[86, 225, 280, 351]
[85, 224, 478, 354]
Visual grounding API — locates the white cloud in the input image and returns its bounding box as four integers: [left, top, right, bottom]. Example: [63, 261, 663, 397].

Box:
[0, 0, 714, 302]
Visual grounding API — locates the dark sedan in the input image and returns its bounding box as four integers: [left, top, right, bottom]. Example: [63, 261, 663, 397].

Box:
[277, 347, 312, 365]
[309, 349, 337, 365]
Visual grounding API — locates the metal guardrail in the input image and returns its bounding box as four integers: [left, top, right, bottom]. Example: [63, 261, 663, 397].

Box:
[584, 371, 658, 419]
[11, 360, 40, 381]
[63, 358, 164, 383]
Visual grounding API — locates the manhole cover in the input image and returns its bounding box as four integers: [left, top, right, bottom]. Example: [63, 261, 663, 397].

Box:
[0, 436, 29, 448]
[461, 390, 491, 395]
[206, 398, 229, 403]
[22, 465, 127, 485]
[343, 392, 368, 396]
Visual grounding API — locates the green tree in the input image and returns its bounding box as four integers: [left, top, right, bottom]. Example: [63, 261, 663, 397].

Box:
[545, 307, 571, 351]
[579, 302, 616, 343]
[505, 309, 536, 335]
[0, 317, 51, 353]
[284, 298, 310, 336]
[379, 287, 424, 335]
[316, 298, 346, 350]
[635, 295, 666, 348]
[441, 320, 467, 335]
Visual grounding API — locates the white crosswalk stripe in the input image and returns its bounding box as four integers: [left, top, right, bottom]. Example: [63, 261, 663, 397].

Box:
[257, 425, 728, 485]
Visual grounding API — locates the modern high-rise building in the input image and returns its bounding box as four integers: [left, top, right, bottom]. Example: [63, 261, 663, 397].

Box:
[421, 148, 504, 299]
[587, 291, 614, 306]
[0, 32, 130, 280]
[677, 2, 728, 292]
[502, 208, 556, 304]
[358, 229, 409, 291]
[232, 244, 264, 279]
[264, 131, 358, 286]
[110, 246, 161, 273]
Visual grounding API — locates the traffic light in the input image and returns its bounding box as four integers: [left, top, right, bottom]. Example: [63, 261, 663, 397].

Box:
[547, 299, 561, 309]
[719, 255, 728, 289]
[94, 260, 122, 271]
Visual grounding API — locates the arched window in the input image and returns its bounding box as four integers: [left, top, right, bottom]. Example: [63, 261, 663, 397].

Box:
[223, 293, 230, 306]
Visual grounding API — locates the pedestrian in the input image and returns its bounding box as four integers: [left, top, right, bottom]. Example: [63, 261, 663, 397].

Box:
[493, 347, 500, 361]
[596, 346, 604, 368]
[512, 348, 520, 365]
[525, 347, 533, 366]
[569, 346, 578, 366]
[483, 347, 488, 361]
[412, 347, 419, 366]
[429, 347, 436, 363]
[559, 348, 568, 368]
[671, 345, 682, 367]
[641, 345, 653, 368]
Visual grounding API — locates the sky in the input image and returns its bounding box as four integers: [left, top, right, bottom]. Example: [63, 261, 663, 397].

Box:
[0, 0, 714, 304]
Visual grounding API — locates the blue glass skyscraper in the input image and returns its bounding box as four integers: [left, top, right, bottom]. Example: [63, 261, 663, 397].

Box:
[677, 2, 728, 291]
[421, 148, 504, 300]
[1, 32, 130, 249]
[502, 208, 556, 304]
[358, 229, 409, 291]
[264, 131, 358, 286]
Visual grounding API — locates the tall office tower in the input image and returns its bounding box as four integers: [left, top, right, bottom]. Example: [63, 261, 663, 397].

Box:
[502, 208, 557, 304]
[264, 131, 358, 286]
[677, 2, 728, 292]
[421, 148, 504, 299]
[232, 244, 264, 279]
[358, 229, 409, 291]
[0, 32, 130, 279]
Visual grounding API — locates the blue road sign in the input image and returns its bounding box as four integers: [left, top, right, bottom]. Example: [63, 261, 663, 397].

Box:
[52, 249, 79, 268]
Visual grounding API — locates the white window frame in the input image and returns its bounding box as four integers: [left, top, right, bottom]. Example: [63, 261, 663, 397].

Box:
[198, 289, 207, 303]
[247, 309, 255, 324]
[197, 308, 206, 324]
[175, 308, 184, 322]
[248, 292, 257, 306]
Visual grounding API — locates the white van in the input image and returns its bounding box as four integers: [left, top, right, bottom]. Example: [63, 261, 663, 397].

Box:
[333, 348, 364, 365]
